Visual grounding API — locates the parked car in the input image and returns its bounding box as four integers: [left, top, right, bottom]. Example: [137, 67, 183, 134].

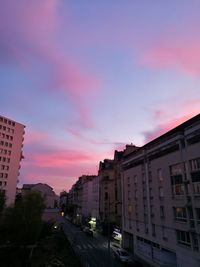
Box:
[113, 249, 132, 263]
[83, 227, 93, 237]
[113, 249, 143, 266]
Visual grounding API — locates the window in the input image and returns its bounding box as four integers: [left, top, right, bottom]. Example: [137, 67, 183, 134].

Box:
[104, 192, 108, 200]
[150, 188, 153, 199]
[135, 204, 138, 215]
[128, 205, 132, 213]
[136, 220, 139, 231]
[172, 184, 184, 196]
[160, 206, 165, 218]
[150, 205, 154, 216]
[157, 168, 163, 181]
[159, 187, 164, 198]
[196, 208, 200, 224]
[128, 190, 131, 200]
[176, 230, 191, 247]
[135, 190, 138, 199]
[193, 183, 200, 194]
[190, 158, 200, 171]
[174, 207, 187, 222]
[134, 175, 137, 183]
[152, 224, 156, 236]
[143, 189, 146, 198]
[170, 163, 185, 175]
[162, 226, 167, 241]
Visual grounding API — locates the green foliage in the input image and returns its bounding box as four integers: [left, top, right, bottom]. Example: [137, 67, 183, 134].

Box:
[0, 191, 6, 219]
[1, 191, 45, 245]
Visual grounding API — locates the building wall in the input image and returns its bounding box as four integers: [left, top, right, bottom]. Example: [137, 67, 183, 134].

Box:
[82, 175, 93, 218]
[99, 159, 116, 223]
[22, 183, 58, 209]
[0, 115, 25, 205]
[91, 175, 99, 219]
[122, 114, 200, 267]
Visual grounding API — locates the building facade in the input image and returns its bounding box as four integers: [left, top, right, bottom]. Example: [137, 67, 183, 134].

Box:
[22, 183, 58, 208]
[0, 115, 25, 205]
[122, 114, 200, 267]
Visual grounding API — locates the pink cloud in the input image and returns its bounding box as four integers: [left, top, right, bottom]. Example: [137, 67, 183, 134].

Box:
[20, 149, 101, 193]
[143, 114, 192, 143]
[24, 130, 51, 145]
[141, 39, 200, 77]
[143, 100, 200, 143]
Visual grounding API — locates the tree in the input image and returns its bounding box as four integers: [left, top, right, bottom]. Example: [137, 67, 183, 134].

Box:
[2, 191, 45, 245]
[0, 191, 6, 220]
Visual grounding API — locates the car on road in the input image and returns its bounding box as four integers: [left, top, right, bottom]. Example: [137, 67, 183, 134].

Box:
[112, 248, 143, 266]
[83, 227, 93, 237]
[113, 249, 132, 263]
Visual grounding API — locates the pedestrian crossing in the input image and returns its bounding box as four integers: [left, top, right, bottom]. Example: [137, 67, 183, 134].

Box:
[76, 242, 108, 251]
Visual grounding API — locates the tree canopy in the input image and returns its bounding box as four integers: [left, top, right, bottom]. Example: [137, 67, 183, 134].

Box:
[1, 191, 45, 245]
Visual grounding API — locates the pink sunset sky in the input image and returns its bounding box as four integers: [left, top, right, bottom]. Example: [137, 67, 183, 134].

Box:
[0, 0, 200, 194]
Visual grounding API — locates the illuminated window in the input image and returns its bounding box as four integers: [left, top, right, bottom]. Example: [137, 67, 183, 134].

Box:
[174, 207, 187, 222]
[157, 168, 163, 181]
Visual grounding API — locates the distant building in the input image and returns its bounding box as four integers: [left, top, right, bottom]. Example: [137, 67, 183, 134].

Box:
[98, 159, 115, 224]
[122, 114, 200, 267]
[68, 175, 99, 225]
[0, 115, 25, 205]
[22, 183, 58, 208]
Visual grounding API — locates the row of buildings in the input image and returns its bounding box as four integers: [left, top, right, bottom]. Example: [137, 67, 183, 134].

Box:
[0, 115, 58, 209]
[67, 114, 200, 267]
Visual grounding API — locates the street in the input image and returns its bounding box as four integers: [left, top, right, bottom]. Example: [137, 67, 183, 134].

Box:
[43, 210, 145, 267]
[62, 219, 124, 267]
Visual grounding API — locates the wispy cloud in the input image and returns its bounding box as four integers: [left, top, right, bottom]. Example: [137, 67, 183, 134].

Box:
[141, 39, 200, 77]
[0, 0, 100, 128]
[143, 100, 200, 143]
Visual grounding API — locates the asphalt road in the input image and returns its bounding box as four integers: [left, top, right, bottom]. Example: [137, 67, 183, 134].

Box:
[42, 210, 146, 267]
[62, 219, 123, 267]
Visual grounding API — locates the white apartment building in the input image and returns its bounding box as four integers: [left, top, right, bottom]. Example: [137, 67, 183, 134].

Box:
[122, 114, 200, 267]
[0, 115, 25, 205]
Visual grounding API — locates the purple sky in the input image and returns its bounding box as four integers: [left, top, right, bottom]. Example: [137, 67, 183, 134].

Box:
[1, 0, 200, 194]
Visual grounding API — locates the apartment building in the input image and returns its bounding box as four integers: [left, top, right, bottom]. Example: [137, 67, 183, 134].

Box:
[98, 148, 138, 230]
[122, 114, 200, 267]
[91, 175, 99, 220]
[0, 115, 25, 205]
[82, 175, 95, 218]
[68, 175, 99, 225]
[99, 159, 115, 224]
[22, 183, 58, 208]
